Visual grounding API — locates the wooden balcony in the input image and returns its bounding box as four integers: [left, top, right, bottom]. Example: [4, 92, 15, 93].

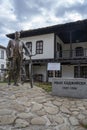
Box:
[56, 49, 87, 60]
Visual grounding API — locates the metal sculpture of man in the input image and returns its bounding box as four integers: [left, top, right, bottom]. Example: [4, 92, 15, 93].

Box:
[6, 31, 31, 86]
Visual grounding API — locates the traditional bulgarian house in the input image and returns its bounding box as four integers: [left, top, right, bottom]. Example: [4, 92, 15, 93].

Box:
[6, 19, 87, 82]
[0, 45, 6, 80]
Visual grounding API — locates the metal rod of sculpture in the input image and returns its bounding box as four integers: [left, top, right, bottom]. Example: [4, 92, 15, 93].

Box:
[29, 54, 33, 88]
[28, 53, 36, 88]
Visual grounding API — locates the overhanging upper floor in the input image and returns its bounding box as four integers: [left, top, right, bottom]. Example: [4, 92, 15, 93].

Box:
[6, 19, 87, 44]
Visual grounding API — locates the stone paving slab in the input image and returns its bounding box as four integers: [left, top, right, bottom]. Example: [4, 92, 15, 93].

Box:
[0, 83, 87, 130]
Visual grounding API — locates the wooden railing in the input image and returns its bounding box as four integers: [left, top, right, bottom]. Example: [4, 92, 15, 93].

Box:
[56, 49, 87, 59]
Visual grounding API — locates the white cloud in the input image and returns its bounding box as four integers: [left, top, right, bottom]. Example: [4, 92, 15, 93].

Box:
[64, 0, 84, 5]
[19, 22, 33, 30]
[2, 27, 15, 34]
[0, 0, 16, 21]
[54, 0, 85, 9]
[0, 0, 87, 46]
[64, 11, 83, 22]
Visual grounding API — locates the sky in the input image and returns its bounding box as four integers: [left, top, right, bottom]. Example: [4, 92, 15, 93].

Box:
[0, 0, 87, 47]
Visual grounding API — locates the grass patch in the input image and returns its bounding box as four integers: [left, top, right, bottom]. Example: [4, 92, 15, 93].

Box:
[35, 82, 52, 92]
[0, 81, 7, 83]
[83, 125, 87, 128]
[0, 82, 7, 87]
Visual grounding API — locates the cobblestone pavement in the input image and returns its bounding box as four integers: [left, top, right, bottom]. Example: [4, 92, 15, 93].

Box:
[0, 83, 87, 130]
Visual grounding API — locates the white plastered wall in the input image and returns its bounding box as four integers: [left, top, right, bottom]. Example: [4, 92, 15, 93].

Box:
[62, 65, 74, 78]
[21, 33, 54, 60]
[56, 35, 64, 48]
[0, 48, 6, 74]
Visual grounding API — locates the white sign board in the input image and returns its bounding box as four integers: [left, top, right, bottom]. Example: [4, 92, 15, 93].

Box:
[47, 63, 60, 70]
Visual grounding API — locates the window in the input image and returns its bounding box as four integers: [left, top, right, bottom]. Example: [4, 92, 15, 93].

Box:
[1, 64, 4, 73]
[55, 70, 61, 77]
[48, 70, 62, 78]
[74, 66, 87, 78]
[48, 71, 53, 77]
[26, 42, 32, 53]
[75, 47, 84, 56]
[56, 43, 62, 57]
[1, 50, 4, 59]
[36, 40, 43, 54]
[74, 66, 78, 78]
